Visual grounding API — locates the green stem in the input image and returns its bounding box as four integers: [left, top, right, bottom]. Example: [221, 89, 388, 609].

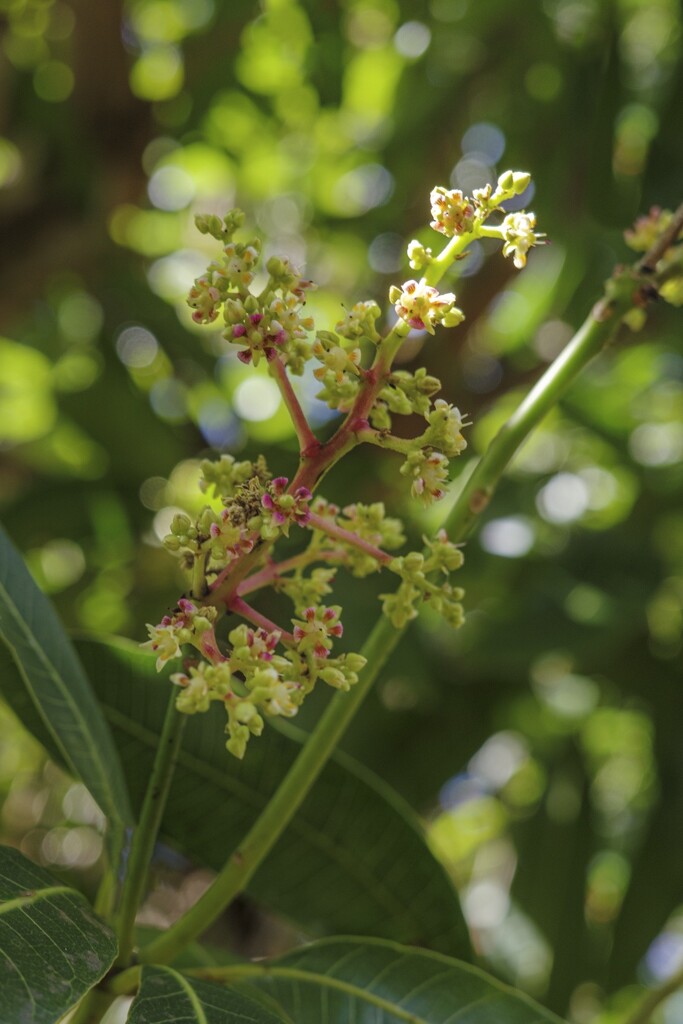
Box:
[94, 822, 125, 922]
[137, 614, 403, 966]
[67, 990, 95, 1024]
[424, 230, 479, 286]
[444, 293, 633, 541]
[191, 548, 209, 600]
[356, 428, 415, 455]
[624, 963, 683, 1024]
[107, 965, 141, 998]
[115, 692, 186, 966]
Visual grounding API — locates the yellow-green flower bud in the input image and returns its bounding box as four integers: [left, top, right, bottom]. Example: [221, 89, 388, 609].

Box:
[400, 450, 450, 505]
[404, 551, 425, 574]
[174, 672, 211, 714]
[235, 701, 260, 724]
[425, 529, 464, 574]
[335, 301, 381, 342]
[369, 401, 393, 432]
[192, 615, 214, 635]
[319, 666, 347, 689]
[501, 211, 543, 269]
[407, 240, 433, 271]
[171, 513, 192, 536]
[266, 256, 285, 276]
[424, 400, 468, 456]
[381, 582, 420, 628]
[344, 652, 367, 673]
[226, 724, 250, 759]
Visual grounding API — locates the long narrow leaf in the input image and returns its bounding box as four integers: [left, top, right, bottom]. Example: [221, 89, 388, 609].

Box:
[0, 523, 132, 824]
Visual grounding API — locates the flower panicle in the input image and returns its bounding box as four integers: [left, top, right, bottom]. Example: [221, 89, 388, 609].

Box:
[146, 173, 525, 757]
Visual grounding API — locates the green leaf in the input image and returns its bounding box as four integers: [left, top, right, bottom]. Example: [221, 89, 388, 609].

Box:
[224, 937, 565, 1023]
[78, 637, 468, 955]
[0, 523, 132, 825]
[0, 845, 117, 1024]
[254, 941, 563, 1022]
[127, 965, 289, 1023]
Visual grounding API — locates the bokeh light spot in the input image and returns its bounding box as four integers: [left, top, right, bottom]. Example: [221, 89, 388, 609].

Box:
[333, 164, 394, 215]
[148, 249, 207, 302]
[462, 122, 506, 163]
[233, 377, 281, 422]
[537, 472, 590, 524]
[57, 292, 104, 344]
[451, 155, 493, 194]
[480, 517, 535, 558]
[39, 539, 86, 592]
[565, 584, 610, 624]
[469, 732, 528, 789]
[0, 138, 22, 188]
[33, 60, 74, 102]
[629, 422, 683, 467]
[153, 506, 186, 543]
[198, 398, 239, 447]
[147, 165, 195, 210]
[130, 46, 184, 101]
[116, 326, 159, 368]
[139, 476, 168, 512]
[368, 232, 404, 273]
[150, 378, 188, 422]
[394, 21, 431, 59]
[525, 62, 562, 101]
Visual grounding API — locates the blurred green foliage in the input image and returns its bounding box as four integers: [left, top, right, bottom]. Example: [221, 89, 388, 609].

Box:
[0, 0, 682, 1019]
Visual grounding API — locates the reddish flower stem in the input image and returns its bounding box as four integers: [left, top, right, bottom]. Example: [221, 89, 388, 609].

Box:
[306, 513, 394, 567]
[207, 340, 405, 607]
[209, 558, 239, 596]
[287, 324, 410, 494]
[268, 354, 319, 454]
[237, 548, 347, 597]
[227, 595, 294, 644]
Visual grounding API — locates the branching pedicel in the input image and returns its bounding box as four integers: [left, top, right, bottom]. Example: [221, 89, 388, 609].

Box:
[143, 171, 544, 758]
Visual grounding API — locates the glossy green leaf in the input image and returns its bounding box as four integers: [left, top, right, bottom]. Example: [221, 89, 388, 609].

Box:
[0, 523, 132, 825]
[78, 637, 468, 955]
[0, 845, 117, 1024]
[225, 937, 565, 1023]
[127, 965, 289, 1023]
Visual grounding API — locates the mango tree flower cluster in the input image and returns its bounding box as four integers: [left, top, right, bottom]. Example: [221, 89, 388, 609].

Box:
[144, 172, 543, 758]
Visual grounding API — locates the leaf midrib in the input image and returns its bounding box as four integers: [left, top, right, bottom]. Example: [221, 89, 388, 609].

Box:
[197, 963, 432, 1023]
[0, 885, 76, 916]
[165, 967, 209, 1024]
